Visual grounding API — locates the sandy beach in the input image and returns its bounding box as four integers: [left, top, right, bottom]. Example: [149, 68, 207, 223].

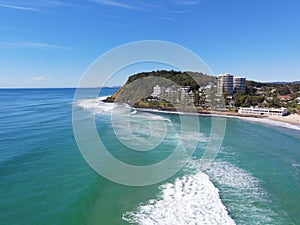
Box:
[134, 104, 300, 126]
[267, 114, 300, 126]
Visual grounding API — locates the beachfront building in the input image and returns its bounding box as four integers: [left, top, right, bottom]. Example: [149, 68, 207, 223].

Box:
[217, 74, 247, 96]
[165, 86, 179, 103]
[150, 84, 194, 105]
[179, 87, 194, 105]
[217, 74, 234, 96]
[238, 107, 289, 116]
[151, 85, 165, 97]
[233, 77, 246, 93]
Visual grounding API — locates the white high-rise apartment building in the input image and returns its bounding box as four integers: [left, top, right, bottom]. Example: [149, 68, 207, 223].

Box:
[217, 73, 234, 95]
[233, 77, 246, 92]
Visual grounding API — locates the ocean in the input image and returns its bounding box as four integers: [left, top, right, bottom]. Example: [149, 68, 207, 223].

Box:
[0, 88, 299, 225]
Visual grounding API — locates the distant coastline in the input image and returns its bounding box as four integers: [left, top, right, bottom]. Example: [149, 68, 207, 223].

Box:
[102, 97, 300, 128]
[102, 70, 300, 127]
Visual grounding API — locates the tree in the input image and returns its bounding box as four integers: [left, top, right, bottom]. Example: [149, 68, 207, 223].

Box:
[277, 86, 291, 95]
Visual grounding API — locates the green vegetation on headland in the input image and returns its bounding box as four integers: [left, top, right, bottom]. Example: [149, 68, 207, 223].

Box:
[105, 70, 215, 101]
[104, 70, 300, 114]
[233, 80, 300, 113]
[125, 70, 216, 90]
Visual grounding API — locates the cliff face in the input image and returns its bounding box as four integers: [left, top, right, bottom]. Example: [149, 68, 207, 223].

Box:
[104, 86, 124, 102]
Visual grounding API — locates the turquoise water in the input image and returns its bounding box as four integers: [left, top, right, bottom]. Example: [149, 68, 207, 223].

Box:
[1, 88, 300, 224]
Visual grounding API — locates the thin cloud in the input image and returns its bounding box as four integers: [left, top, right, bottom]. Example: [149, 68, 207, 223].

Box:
[23, 42, 72, 49]
[46, 1, 75, 7]
[32, 76, 47, 81]
[0, 3, 39, 11]
[138, 2, 184, 14]
[26, 76, 47, 83]
[139, 2, 161, 9]
[0, 42, 72, 50]
[91, 0, 142, 10]
[159, 16, 174, 21]
[0, 0, 79, 11]
[38, 0, 80, 8]
[167, 9, 186, 14]
[174, 0, 201, 5]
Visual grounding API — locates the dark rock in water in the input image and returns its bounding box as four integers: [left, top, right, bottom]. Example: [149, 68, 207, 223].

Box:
[102, 96, 115, 103]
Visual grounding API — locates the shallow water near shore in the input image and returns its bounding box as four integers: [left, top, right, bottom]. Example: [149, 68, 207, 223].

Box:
[1, 88, 300, 225]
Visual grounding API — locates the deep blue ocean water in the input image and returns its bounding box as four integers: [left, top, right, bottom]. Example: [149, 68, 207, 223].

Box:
[0, 88, 300, 225]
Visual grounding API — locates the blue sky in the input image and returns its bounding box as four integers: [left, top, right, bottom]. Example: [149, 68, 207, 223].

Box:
[0, 0, 299, 87]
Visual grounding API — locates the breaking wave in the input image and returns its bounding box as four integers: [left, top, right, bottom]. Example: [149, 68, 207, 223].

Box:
[123, 160, 285, 225]
[123, 169, 236, 225]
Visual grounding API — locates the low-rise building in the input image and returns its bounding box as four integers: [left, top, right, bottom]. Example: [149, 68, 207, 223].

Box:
[238, 107, 288, 116]
[277, 95, 292, 101]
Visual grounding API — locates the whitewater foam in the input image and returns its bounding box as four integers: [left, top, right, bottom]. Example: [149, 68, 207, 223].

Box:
[206, 161, 260, 189]
[123, 160, 286, 225]
[206, 161, 284, 224]
[123, 170, 236, 225]
[76, 97, 117, 114]
[76, 98, 172, 121]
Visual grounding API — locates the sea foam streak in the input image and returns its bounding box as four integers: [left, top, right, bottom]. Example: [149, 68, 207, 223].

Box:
[206, 161, 285, 224]
[123, 170, 236, 225]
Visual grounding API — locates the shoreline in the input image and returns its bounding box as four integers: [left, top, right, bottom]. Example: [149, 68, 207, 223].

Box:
[134, 105, 265, 118]
[132, 105, 300, 128]
[101, 98, 300, 129]
[266, 114, 300, 126]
